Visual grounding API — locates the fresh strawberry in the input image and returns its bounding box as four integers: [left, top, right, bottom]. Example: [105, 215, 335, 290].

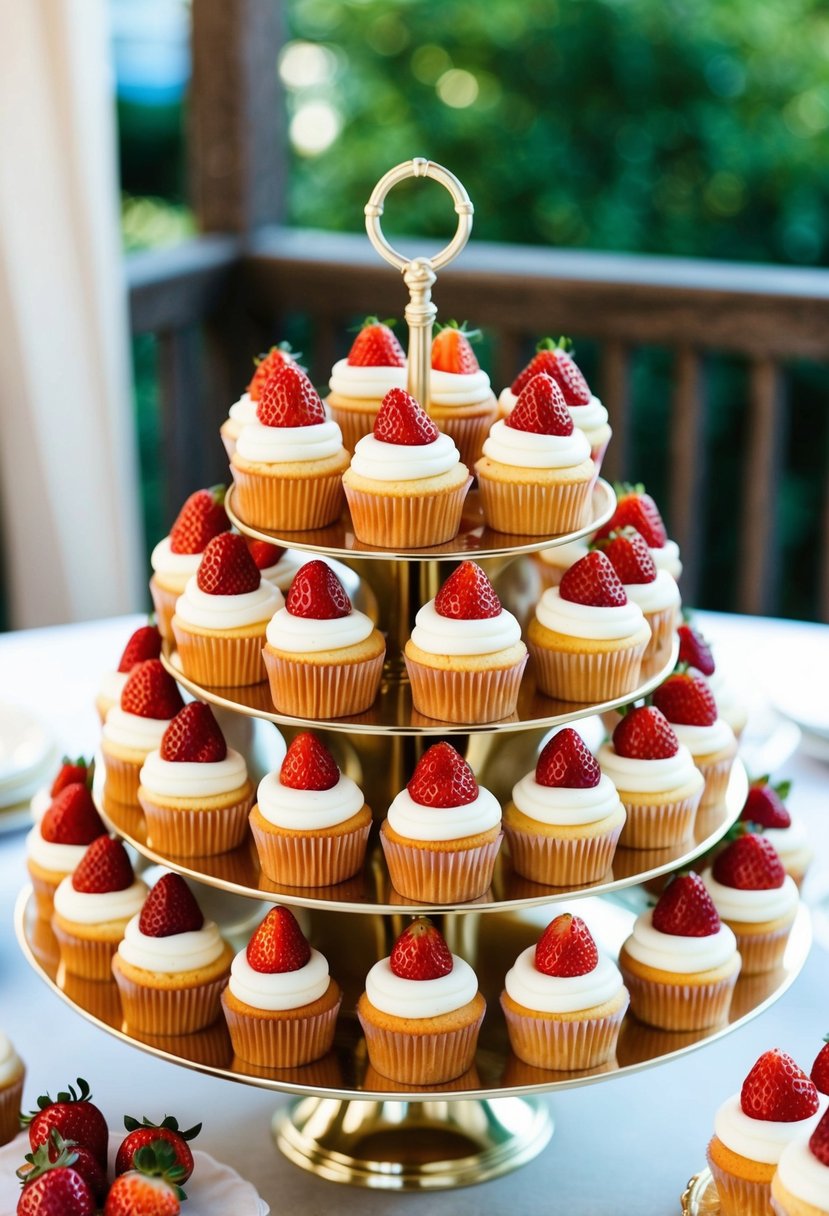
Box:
[810, 1035, 829, 1096]
[431, 321, 480, 374]
[40, 786, 105, 846]
[612, 706, 679, 759]
[196, 533, 261, 596]
[247, 343, 298, 401]
[559, 551, 627, 608]
[594, 483, 668, 548]
[246, 906, 311, 974]
[510, 337, 592, 407]
[280, 732, 340, 791]
[740, 1049, 819, 1122]
[740, 776, 792, 831]
[506, 373, 573, 436]
[71, 837, 134, 895]
[810, 1107, 829, 1164]
[652, 672, 718, 726]
[434, 561, 501, 620]
[652, 872, 720, 937]
[120, 660, 184, 720]
[257, 363, 326, 427]
[676, 623, 716, 676]
[406, 742, 478, 808]
[373, 387, 439, 445]
[347, 317, 406, 368]
[24, 1079, 109, 1167]
[168, 486, 229, 555]
[596, 528, 656, 585]
[535, 728, 601, 788]
[712, 832, 786, 890]
[116, 1116, 201, 1182]
[286, 560, 351, 619]
[104, 1141, 186, 1215]
[138, 873, 204, 938]
[245, 538, 285, 570]
[117, 624, 163, 673]
[535, 914, 598, 977]
[16, 1148, 96, 1216]
[389, 917, 454, 980]
[17, 1131, 107, 1207]
[160, 702, 227, 764]
[50, 758, 92, 797]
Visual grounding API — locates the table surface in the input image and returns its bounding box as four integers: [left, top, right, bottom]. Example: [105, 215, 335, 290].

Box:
[1, 611, 827, 1216]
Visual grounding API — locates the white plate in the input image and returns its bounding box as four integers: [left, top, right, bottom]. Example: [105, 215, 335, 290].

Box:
[0, 803, 35, 836]
[737, 706, 802, 777]
[0, 704, 56, 804]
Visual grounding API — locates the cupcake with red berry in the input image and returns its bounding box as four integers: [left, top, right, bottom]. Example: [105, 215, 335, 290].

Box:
[594, 483, 682, 580]
[533, 538, 591, 593]
[231, 363, 349, 531]
[773, 1106, 829, 1216]
[101, 659, 184, 805]
[30, 756, 92, 823]
[501, 913, 628, 1070]
[597, 706, 705, 849]
[0, 1032, 24, 1147]
[427, 322, 498, 468]
[358, 917, 485, 1084]
[262, 559, 385, 719]
[404, 561, 527, 724]
[221, 905, 341, 1067]
[112, 872, 234, 1034]
[503, 728, 626, 887]
[677, 622, 749, 739]
[138, 701, 254, 856]
[653, 671, 737, 809]
[149, 486, 230, 640]
[741, 777, 813, 888]
[245, 538, 302, 594]
[380, 743, 502, 904]
[172, 532, 283, 687]
[26, 784, 106, 917]
[326, 317, 408, 453]
[597, 528, 681, 665]
[95, 623, 162, 723]
[249, 732, 372, 886]
[221, 342, 299, 458]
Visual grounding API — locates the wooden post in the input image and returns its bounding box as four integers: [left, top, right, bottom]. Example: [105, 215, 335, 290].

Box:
[738, 357, 786, 615]
[669, 347, 706, 604]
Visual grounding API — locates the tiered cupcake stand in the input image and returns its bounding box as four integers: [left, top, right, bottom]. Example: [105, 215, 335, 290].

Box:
[16, 161, 811, 1194]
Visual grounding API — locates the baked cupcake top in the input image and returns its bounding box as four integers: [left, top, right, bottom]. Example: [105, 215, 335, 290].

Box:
[596, 527, 681, 616]
[257, 732, 364, 831]
[714, 1049, 824, 1164]
[505, 913, 624, 1013]
[740, 777, 808, 861]
[365, 916, 478, 1019]
[511, 727, 621, 827]
[329, 317, 407, 400]
[228, 906, 332, 1011]
[175, 534, 283, 632]
[624, 871, 738, 974]
[410, 561, 522, 658]
[386, 742, 501, 843]
[776, 1108, 829, 1211]
[499, 338, 608, 434]
[535, 551, 648, 642]
[652, 671, 736, 756]
[0, 1032, 22, 1085]
[150, 486, 231, 587]
[483, 374, 590, 470]
[594, 483, 681, 579]
[429, 322, 492, 407]
[266, 559, 375, 653]
[103, 659, 185, 752]
[98, 622, 162, 708]
[140, 702, 247, 799]
[236, 364, 344, 465]
[117, 872, 226, 975]
[703, 832, 799, 923]
[53, 835, 147, 925]
[27, 783, 106, 873]
[598, 706, 702, 794]
[348, 388, 462, 482]
[229, 343, 299, 426]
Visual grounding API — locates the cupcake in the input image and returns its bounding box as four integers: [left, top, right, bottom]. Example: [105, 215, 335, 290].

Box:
[262, 559, 385, 719]
[594, 482, 682, 580]
[597, 528, 681, 665]
[598, 706, 705, 849]
[30, 756, 92, 823]
[427, 322, 498, 468]
[325, 317, 408, 454]
[27, 784, 106, 917]
[221, 905, 341, 1067]
[249, 731, 371, 886]
[52, 836, 148, 979]
[149, 486, 230, 640]
[533, 538, 590, 593]
[112, 872, 234, 1034]
[0, 1032, 24, 1146]
[172, 533, 283, 687]
[499, 337, 612, 468]
[501, 913, 628, 1070]
[101, 659, 184, 805]
[357, 917, 485, 1084]
[677, 623, 749, 739]
[138, 702, 254, 856]
[741, 778, 813, 888]
[707, 1049, 824, 1216]
[703, 832, 800, 974]
[773, 1108, 829, 1216]
[380, 742, 502, 904]
[527, 551, 651, 703]
[653, 671, 738, 808]
[404, 560, 527, 724]
[95, 623, 162, 723]
[244, 538, 302, 594]
[619, 871, 741, 1030]
[230, 363, 349, 531]
[503, 727, 626, 887]
[220, 343, 299, 458]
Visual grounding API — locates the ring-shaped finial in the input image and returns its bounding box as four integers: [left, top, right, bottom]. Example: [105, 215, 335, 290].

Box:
[364, 159, 474, 273]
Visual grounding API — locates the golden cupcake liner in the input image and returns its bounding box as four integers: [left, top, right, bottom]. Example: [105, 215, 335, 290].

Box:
[617, 789, 701, 850]
[404, 653, 527, 724]
[135, 1021, 232, 1069]
[328, 404, 380, 455]
[476, 470, 594, 536]
[52, 922, 121, 981]
[29, 867, 67, 920]
[148, 576, 179, 642]
[729, 921, 794, 976]
[138, 789, 253, 857]
[230, 464, 345, 531]
[503, 818, 623, 887]
[362, 1063, 482, 1095]
[112, 958, 229, 1035]
[61, 972, 124, 1027]
[101, 752, 144, 806]
[706, 1147, 773, 1216]
[172, 623, 267, 687]
[262, 647, 384, 719]
[380, 829, 502, 904]
[0, 1075, 24, 1146]
[619, 966, 739, 1031]
[642, 604, 678, 666]
[343, 477, 472, 549]
[696, 752, 737, 810]
[250, 812, 371, 887]
[434, 407, 498, 470]
[221, 990, 341, 1068]
[529, 636, 647, 704]
[500, 992, 628, 1070]
[358, 1010, 484, 1085]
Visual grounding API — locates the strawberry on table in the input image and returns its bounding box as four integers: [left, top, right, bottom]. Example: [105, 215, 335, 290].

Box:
[347, 317, 405, 368]
[740, 776, 792, 830]
[160, 702, 227, 765]
[389, 917, 454, 980]
[535, 727, 601, 788]
[280, 732, 340, 791]
[168, 486, 229, 555]
[16, 1142, 97, 1215]
[40, 786, 105, 846]
[104, 1141, 186, 1215]
[247, 343, 299, 401]
[594, 482, 668, 548]
[116, 1115, 201, 1182]
[285, 559, 352, 619]
[510, 337, 592, 407]
[433, 560, 502, 619]
[373, 387, 439, 445]
[406, 741, 478, 807]
[17, 1130, 107, 1208]
[740, 1048, 819, 1122]
[256, 363, 327, 428]
[246, 905, 312, 973]
[431, 321, 481, 375]
[506, 373, 574, 436]
[195, 533, 261, 597]
[534, 913, 598, 977]
[651, 871, 721, 936]
[23, 1078, 109, 1167]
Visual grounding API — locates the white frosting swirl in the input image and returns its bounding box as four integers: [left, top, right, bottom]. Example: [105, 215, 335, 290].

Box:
[235, 418, 344, 464]
[386, 786, 501, 842]
[329, 359, 407, 399]
[777, 1132, 829, 1208]
[410, 600, 522, 657]
[228, 392, 257, 424]
[703, 870, 799, 924]
[98, 670, 129, 704]
[505, 945, 624, 1013]
[430, 368, 492, 406]
[228, 947, 330, 1011]
[482, 418, 590, 469]
[0, 1033, 22, 1086]
[714, 1093, 826, 1164]
[139, 748, 248, 799]
[54, 876, 148, 924]
[511, 771, 621, 827]
[671, 719, 736, 756]
[535, 587, 646, 641]
[27, 824, 90, 872]
[265, 606, 374, 654]
[537, 539, 590, 570]
[349, 432, 460, 481]
[763, 817, 809, 859]
[499, 387, 609, 433]
[623, 908, 737, 973]
[623, 569, 681, 613]
[151, 536, 203, 580]
[597, 742, 703, 794]
[103, 708, 173, 751]
[365, 954, 478, 1019]
[117, 914, 226, 974]
[256, 770, 364, 830]
[259, 551, 303, 592]
[175, 576, 282, 631]
[650, 539, 682, 579]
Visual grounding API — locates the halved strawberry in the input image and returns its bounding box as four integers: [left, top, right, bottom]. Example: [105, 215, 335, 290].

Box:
[71, 837, 134, 894]
[652, 672, 718, 727]
[740, 1049, 819, 1122]
[559, 551, 627, 608]
[286, 560, 351, 619]
[374, 388, 439, 445]
[810, 1035, 829, 1096]
[347, 317, 405, 368]
[535, 728, 601, 788]
[510, 337, 592, 407]
[740, 776, 792, 831]
[104, 1140, 185, 1215]
[121, 660, 184, 720]
[246, 906, 311, 974]
[407, 742, 478, 807]
[434, 561, 501, 620]
[810, 1107, 829, 1165]
[389, 917, 453, 980]
[431, 321, 481, 374]
[117, 624, 162, 673]
[594, 483, 668, 548]
[50, 758, 92, 797]
[652, 872, 720, 937]
[596, 528, 656, 585]
[168, 486, 229, 555]
[535, 914, 598, 977]
[196, 533, 261, 596]
[257, 363, 326, 427]
[24, 1078, 109, 1168]
[116, 1115, 201, 1182]
[676, 623, 716, 676]
[712, 832, 786, 890]
[138, 873, 204, 938]
[160, 702, 227, 764]
[245, 538, 285, 570]
[612, 706, 679, 759]
[17, 1130, 107, 1206]
[280, 732, 340, 791]
[41, 786, 105, 846]
[506, 373, 573, 436]
[247, 343, 298, 401]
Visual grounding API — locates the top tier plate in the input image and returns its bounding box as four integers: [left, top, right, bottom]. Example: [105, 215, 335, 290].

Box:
[225, 479, 615, 562]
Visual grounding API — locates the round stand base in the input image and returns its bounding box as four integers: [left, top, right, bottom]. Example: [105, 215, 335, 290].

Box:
[273, 1095, 554, 1190]
[681, 1168, 719, 1214]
